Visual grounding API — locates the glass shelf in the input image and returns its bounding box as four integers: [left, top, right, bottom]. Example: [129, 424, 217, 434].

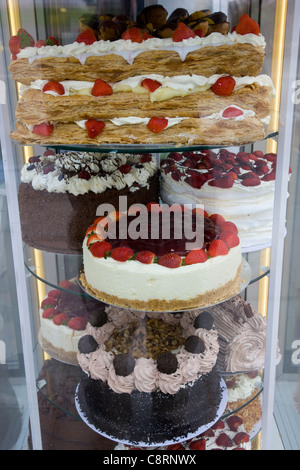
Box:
[32, 130, 279, 155]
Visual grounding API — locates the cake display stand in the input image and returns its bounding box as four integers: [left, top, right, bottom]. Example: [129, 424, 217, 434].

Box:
[2, 0, 296, 453]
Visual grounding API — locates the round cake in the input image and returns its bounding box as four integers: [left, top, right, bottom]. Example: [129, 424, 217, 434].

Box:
[76, 306, 226, 445]
[18, 150, 159, 253]
[80, 204, 242, 311]
[39, 279, 106, 365]
[160, 149, 290, 251]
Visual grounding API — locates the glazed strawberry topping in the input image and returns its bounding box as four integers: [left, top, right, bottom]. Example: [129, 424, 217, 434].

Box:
[161, 149, 279, 189]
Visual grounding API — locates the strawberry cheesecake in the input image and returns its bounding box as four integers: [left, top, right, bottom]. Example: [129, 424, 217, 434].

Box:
[76, 306, 226, 445]
[160, 149, 290, 251]
[8, 12, 273, 146]
[18, 150, 159, 253]
[39, 279, 106, 365]
[80, 204, 243, 311]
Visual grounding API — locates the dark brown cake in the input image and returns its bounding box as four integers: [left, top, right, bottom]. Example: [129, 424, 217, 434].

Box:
[18, 151, 159, 254]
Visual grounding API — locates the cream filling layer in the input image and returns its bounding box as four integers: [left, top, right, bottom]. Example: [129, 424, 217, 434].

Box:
[83, 240, 241, 302]
[15, 32, 266, 65]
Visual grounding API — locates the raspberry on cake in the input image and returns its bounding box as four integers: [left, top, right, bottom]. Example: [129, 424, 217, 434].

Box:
[76, 306, 225, 445]
[80, 203, 242, 311]
[160, 149, 291, 251]
[39, 278, 106, 365]
[18, 150, 159, 253]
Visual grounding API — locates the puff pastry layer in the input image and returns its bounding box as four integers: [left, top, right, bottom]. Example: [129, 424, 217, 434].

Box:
[16, 84, 273, 124]
[9, 43, 265, 85]
[10, 118, 266, 147]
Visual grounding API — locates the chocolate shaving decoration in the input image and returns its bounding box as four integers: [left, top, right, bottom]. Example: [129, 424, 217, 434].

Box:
[89, 310, 108, 327]
[113, 353, 135, 377]
[185, 335, 206, 354]
[78, 335, 98, 354]
[157, 351, 178, 374]
[194, 311, 214, 330]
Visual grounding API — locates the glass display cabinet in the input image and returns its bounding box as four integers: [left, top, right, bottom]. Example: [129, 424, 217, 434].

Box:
[0, 0, 299, 451]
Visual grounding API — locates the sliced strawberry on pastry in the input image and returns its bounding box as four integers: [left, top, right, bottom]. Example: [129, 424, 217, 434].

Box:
[141, 78, 162, 93]
[91, 79, 113, 96]
[135, 251, 156, 264]
[42, 80, 65, 95]
[68, 316, 87, 331]
[75, 27, 97, 44]
[222, 106, 244, 118]
[90, 241, 112, 258]
[236, 14, 260, 36]
[207, 239, 229, 257]
[184, 249, 207, 265]
[173, 22, 196, 42]
[147, 117, 168, 133]
[211, 76, 236, 96]
[111, 246, 134, 262]
[121, 27, 143, 43]
[85, 119, 105, 138]
[33, 123, 54, 136]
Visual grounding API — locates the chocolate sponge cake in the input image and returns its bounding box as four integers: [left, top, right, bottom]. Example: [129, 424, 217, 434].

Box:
[18, 150, 159, 254]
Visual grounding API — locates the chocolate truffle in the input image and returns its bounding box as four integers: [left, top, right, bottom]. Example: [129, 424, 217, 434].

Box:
[113, 354, 135, 377]
[89, 310, 108, 328]
[157, 352, 178, 374]
[194, 311, 214, 330]
[185, 335, 206, 354]
[78, 335, 98, 354]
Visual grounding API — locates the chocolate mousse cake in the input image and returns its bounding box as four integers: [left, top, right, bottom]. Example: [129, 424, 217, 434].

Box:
[18, 150, 159, 253]
[76, 306, 226, 445]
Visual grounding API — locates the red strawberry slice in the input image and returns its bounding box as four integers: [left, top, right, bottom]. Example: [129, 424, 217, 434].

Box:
[42, 308, 56, 319]
[167, 443, 185, 450]
[119, 164, 132, 174]
[90, 241, 112, 258]
[189, 438, 206, 450]
[87, 233, 102, 247]
[75, 28, 97, 44]
[195, 28, 205, 37]
[227, 415, 243, 431]
[184, 249, 207, 265]
[111, 246, 134, 262]
[9, 35, 21, 56]
[211, 76, 236, 96]
[211, 420, 225, 430]
[135, 251, 156, 264]
[236, 14, 260, 36]
[85, 119, 105, 138]
[219, 231, 240, 248]
[53, 313, 69, 325]
[158, 253, 182, 269]
[192, 207, 209, 217]
[68, 316, 87, 331]
[222, 106, 244, 118]
[241, 173, 261, 186]
[234, 432, 250, 446]
[208, 239, 229, 257]
[208, 174, 235, 189]
[215, 432, 234, 448]
[209, 214, 225, 226]
[140, 154, 152, 163]
[173, 22, 196, 42]
[17, 28, 35, 47]
[42, 81, 65, 95]
[121, 27, 143, 43]
[147, 117, 168, 133]
[141, 78, 162, 93]
[33, 123, 54, 136]
[91, 79, 113, 96]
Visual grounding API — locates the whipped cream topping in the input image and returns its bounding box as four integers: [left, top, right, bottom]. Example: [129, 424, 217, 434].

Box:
[15, 32, 266, 65]
[77, 306, 219, 395]
[21, 150, 158, 195]
[226, 373, 262, 404]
